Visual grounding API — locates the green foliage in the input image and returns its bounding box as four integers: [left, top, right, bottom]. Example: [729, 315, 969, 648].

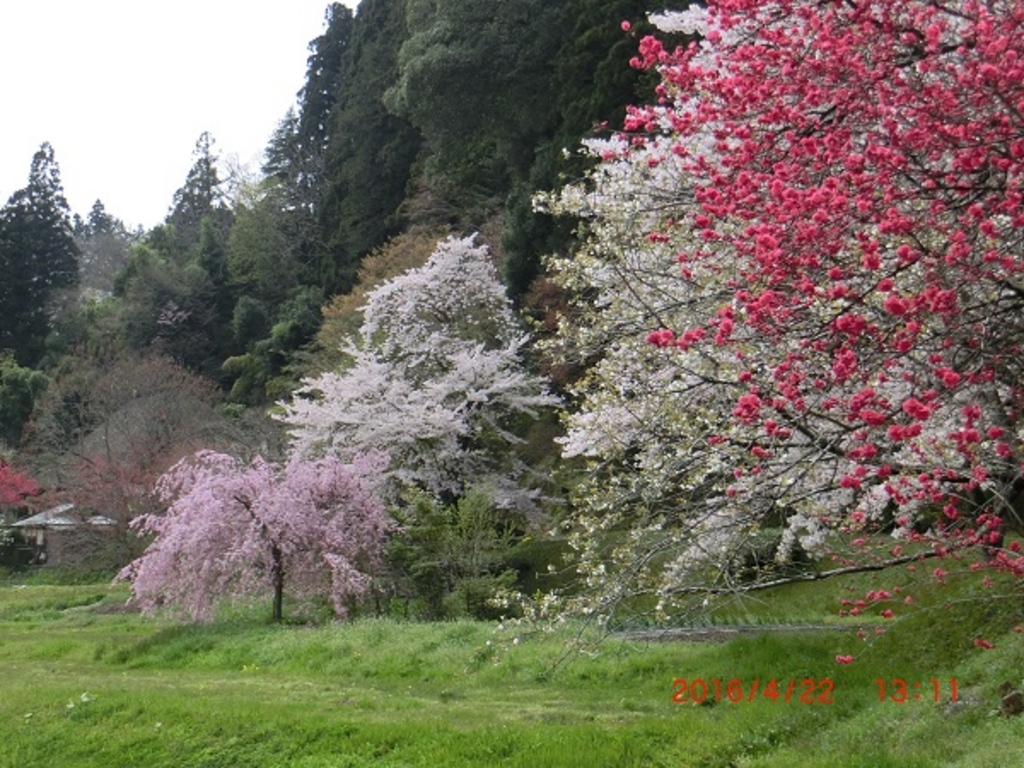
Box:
[40, 296, 121, 365]
[380, 0, 571, 241]
[0, 527, 32, 570]
[223, 167, 333, 402]
[502, 178, 568, 300]
[226, 195, 300, 308]
[502, 0, 683, 300]
[551, 0, 675, 146]
[0, 356, 47, 447]
[387, 0, 566, 172]
[165, 132, 233, 257]
[195, 217, 228, 289]
[295, 4, 355, 160]
[106, 147, 242, 380]
[221, 353, 269, 404]
[385, 490, 520, 620]
[222, 285, 324, 404]
[93, 135, 237, 380]
[0, 143, 80, 367]
[318, 0, 421, 294]
[260, 110, 328, 295]
[112, 240, 225, 377]
[73, 200, 134, 299]
[504, 536, 576, 596]
[229, 296, 272, 351]
[272, 287, 323, 348]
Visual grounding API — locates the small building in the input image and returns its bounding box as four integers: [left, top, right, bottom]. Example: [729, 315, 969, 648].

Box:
[10, 504, 116, 565]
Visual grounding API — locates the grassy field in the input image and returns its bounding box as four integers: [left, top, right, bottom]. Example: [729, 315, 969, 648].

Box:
[1, 574, 1022, 767]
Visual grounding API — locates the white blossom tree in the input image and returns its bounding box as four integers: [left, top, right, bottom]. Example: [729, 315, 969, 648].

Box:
[280, 235, 558, 514]
[539, 130, 753, 623]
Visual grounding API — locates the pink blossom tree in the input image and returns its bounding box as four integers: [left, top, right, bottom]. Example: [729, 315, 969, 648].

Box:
[539, 1, 1024, 626]
[117, 450, 391, 622]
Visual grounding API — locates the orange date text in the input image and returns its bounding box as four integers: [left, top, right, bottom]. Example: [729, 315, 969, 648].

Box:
[874, 678, 957, 703]
[671, 677, 834, 705]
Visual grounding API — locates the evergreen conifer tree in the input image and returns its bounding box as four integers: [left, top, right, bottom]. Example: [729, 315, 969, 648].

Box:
[0, 143, 79, 366]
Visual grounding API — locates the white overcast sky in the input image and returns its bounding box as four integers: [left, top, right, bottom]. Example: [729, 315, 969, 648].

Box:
[0, 1, 360, 230]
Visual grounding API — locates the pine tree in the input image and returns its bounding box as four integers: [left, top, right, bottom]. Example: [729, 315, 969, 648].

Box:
[297, 3, 355, 161]
[0, 143, 80, 366]
[166, 132, 232, 256]
[504, 0, 684, 299]
[318, 0, 422, 294]
[74, 199, 134, 299]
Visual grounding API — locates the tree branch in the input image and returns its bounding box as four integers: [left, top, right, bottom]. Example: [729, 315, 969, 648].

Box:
[666, 549, 947, 596]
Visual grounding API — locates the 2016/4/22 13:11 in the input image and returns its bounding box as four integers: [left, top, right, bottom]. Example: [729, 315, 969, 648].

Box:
[875, 679, 957, 703]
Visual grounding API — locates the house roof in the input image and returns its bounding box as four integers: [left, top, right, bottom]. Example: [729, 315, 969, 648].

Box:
[11, 503, 78, 529]
[7, 503, 116, 530]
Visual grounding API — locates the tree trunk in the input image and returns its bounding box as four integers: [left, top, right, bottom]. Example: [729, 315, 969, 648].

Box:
[271, 544, 284, 622]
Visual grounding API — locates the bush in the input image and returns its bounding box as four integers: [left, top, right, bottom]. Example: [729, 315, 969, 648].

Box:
[382, 489, 523, 620]
[0, 526, 32, 571]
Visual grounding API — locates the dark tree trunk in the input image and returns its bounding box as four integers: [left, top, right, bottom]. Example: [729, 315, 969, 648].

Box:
[271, 544, 284, 622]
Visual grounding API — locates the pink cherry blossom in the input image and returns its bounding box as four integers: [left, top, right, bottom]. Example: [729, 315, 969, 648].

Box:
[117, 450, 391, 622]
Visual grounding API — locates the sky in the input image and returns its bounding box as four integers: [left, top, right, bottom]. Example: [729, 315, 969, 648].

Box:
[0, 1, 360, 231]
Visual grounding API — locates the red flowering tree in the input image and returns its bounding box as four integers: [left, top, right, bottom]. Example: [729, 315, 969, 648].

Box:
[117, 451, 391, 622]
[0, 463, 39, 507]
[541, 1, 1024, 626]
[0, 463, 39, 562]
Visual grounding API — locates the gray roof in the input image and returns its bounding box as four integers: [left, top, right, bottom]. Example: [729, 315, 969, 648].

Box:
[9, 504, 116, 529]
[11, 503, 78, 529]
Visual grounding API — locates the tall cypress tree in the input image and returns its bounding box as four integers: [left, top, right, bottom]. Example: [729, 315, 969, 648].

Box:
[318, 0, 422, 295]
[166, 132, 232, 257]
[297, 3, 355, 161]
[0, 143, 79, 366]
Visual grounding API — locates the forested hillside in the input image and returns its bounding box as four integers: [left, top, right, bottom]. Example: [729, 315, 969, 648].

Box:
[0, 0, 679, 616]
[2, 0, 675, 408]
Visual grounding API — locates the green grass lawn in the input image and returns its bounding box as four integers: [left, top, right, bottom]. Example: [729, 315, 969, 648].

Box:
[1, 575, 1022, 767]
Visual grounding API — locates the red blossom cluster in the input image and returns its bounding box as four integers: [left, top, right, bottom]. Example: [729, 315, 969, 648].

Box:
[627, 1, 1024, 578]
[0, 463, 39, 507]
